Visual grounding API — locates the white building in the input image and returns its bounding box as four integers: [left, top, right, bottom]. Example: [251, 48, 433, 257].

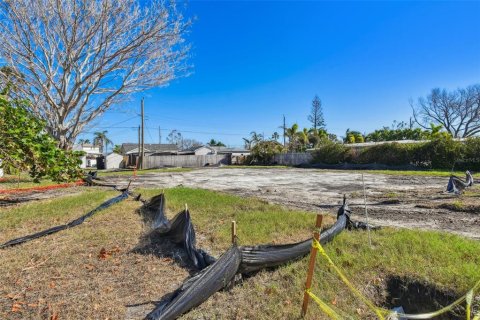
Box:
[73, 144, 102, 168]
[105, 153, 124, 169]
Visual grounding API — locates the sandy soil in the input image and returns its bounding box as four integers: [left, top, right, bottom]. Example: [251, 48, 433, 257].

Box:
[106, 168, 480, 239]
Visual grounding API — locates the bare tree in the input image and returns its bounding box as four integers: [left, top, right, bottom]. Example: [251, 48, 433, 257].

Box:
[181, 138, 202, 150]
[412, 85, 480, 138]
[0, 0, 190, 149]
[167, 129, 182, 146]
[308, 95, 325, 131]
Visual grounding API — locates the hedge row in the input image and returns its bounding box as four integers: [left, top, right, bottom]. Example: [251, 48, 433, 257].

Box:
[311, 136, 480, 170]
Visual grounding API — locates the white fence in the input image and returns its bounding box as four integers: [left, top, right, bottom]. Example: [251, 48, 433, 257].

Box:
[145, 154, 230, 168]
[273, 152, 313, 166]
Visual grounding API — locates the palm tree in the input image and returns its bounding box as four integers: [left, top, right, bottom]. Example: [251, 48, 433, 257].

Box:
[271, 132, 280, 141]
[112, 144, 122, 154]
[250, 131, 264, 144]
[78, 138, 85, 145]
[93, 131, 112, 154]
[84, 139, 91, 144]
[285, 124, 299, 151]
[297, 128, 309, 146]
[243, 137, 252, 150]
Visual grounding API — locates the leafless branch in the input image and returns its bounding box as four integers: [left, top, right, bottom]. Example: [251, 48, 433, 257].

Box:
[0, 0, 191, 148]
[411, 85, 480, 138]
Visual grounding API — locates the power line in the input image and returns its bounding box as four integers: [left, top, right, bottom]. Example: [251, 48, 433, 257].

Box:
[87, 126, 249, 136]
[145, 119, 155, 143]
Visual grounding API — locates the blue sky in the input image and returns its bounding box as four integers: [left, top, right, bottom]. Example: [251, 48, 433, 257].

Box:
[80, 0, 480, 147]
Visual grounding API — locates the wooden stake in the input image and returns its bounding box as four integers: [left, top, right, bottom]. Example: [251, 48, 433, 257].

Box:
[231, 220, 237, 245]
[361, 174, 372, 248]
[301, 214, 323, 317]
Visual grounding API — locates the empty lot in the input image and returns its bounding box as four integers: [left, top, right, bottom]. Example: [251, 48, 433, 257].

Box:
[106, 168, 480, 239]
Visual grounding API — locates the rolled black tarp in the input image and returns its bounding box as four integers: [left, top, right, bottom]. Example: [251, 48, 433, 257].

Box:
[145, 195, 353, 320]
[239, 200, 350, 274]
[446, 170, 474, 194]
[141, 193, 170, 231]
[145, 245, 242, 320]
[142, 194, 215, 270]
[0, 191, 128, 249]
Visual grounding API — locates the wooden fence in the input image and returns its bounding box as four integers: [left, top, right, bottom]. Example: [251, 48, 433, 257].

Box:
[273, 152, 313, 166]
[145, 154, 230, 168]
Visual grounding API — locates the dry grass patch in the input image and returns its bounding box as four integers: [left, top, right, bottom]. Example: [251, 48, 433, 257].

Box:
[0, 188, 189, 320]
[0, 186, 479, 320]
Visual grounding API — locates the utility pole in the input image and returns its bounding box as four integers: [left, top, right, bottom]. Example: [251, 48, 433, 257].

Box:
[137, 125, 141, 169]
[141, 98, 145, 169]
[283, 115, 286, 147]
[159, 126, 162, 144]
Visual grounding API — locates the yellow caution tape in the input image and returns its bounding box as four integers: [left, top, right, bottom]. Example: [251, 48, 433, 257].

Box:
[467, 290, 473, 320]
[311, 238, 480, 320]
[312, 238, 387, 319]
[305, 288, 342, 320]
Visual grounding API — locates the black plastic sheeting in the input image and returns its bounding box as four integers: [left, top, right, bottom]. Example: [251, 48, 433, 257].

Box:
[143, 194, 216, 270]
[0, 191, 128, 249]
[146, 246, 241, 320]
[83, 171, 122, 189]
[446, 170, 474, 194]
[143, 194, 355, 320]
[239, 201, 350, 274]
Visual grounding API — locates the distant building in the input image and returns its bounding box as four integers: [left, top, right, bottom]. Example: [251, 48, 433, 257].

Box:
[210, 146, 250, 157]
[120, 143, 179, 167]
[73, 144, 102, 168]
[105, 153, 124, 169]
[210, 146, 250, 165]
[177, 145, 216, 156]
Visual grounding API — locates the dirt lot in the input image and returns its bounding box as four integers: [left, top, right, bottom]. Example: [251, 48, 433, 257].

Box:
[107, 168, 480, 239]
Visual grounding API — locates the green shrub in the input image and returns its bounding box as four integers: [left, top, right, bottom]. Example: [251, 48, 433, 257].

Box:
[311, 136, 479, 170]
[311, 142, 348, 164]
[248, 140, 285, 165]
[356, 143, 413, 165]
[419, 135, 464, 169]
[458, 137, 480, 171]
[0, 94, 83, 182]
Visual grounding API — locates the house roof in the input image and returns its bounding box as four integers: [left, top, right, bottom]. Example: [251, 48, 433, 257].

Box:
[210, 146, 250, 153]
[121, 143, 178, 154]
[181, 145, 212, 152]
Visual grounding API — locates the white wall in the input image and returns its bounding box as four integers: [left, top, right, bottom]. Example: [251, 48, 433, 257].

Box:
[106, 153, 124, 169]
[79, 155, 87, 169]
[194, 146, 215, 155]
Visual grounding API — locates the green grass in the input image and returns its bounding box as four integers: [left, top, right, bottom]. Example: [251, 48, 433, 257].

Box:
[1, 186, 479, 319]
[152, 187, 480, 319]
[137, 187, 331, 250]
[0, 189, 117, 229]
[150, 187, 480, 289]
